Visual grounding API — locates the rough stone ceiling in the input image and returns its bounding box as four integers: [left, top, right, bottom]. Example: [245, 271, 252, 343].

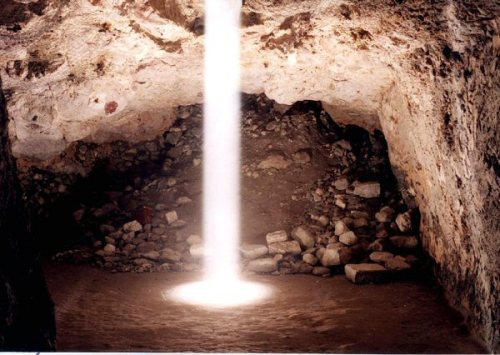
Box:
[0, 0, 424, 162]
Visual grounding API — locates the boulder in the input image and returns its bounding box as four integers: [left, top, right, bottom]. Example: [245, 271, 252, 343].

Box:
[345, 263, 388, 284]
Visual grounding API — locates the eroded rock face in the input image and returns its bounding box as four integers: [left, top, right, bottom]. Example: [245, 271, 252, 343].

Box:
[0, 0, 498, 351]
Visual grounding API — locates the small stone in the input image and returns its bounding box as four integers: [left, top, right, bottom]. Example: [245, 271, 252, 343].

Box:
[167, 177, 177, 187]
[390, 236, 418, 249]
[186, 234, 202, 246]
[136, 242, 156, 254]
[189, 244, 205, 259]
[339, 231, 358, 246]
[273, 254, 284, 262]
[385, 258, 411, 271]
[353, 218, 369, 228]
[395, 211, 413, 232]
[368, 239, 385, 251]
[334, 221, 350, 236]
[334, 178, 349, 190]
[345, 263, 388, 284]
[292, 149, 311, 164]
[303, 253, 318, 265]
[103, 244, 116, 254]
[160, 248, 181, 262]
[268, 241, 301, 255]
[193, 158, 202, 167]
[375, 206, 395, 223]
[258, 153, 291, 170]
[312, 266, 331, 276]
[176, 196, 192, 205]
[143, 250, 160, 260]
[352, 181, 381, 198]
[266, 230, 288, 244]
[291, 226, 315, 249]
[170, 220, 187, 228]
[321, 247, 352, 266]
[369, 251, 394, 263]
[134, 258, 151, 266]
[375, 225, 390, 239]
[165, 211, 178, 224]
[240, 244, 268, 259]
[123, 220, 142, 233]
[247, 258, 278, 273]
[335, 197, 347, 209]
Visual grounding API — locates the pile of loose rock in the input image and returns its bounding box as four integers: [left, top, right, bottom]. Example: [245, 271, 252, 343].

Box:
[46, 95, 422, 283]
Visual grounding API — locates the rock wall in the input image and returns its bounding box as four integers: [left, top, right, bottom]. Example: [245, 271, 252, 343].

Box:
[0, 0, 498, 351]
[0, 78, 55, 349]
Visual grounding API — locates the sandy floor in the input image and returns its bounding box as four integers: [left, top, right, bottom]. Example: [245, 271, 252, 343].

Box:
[44, 262, 485, 353]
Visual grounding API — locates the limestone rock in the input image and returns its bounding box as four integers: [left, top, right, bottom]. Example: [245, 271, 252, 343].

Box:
[240, 244, 269, 260]
[186, 234, 202, 246]
[302, 253, 318, 266]
[247, 258, 278, 273]
[312, 266, 331, 276]
[123, 220, 142, 233]
[385, 258, 411, 271]
[291, 226, 315, 249]
[165, 211, 178, 225]
[258, 153, 291, 170]
[375, 206, 395, 223]
[321, 247, 352, 266]
[334, 221, 350, 236]
[266, 230, 288, 244]
[345, 263, 388, 284]
[395, 211, 413, 232]
[390, 236, 418, 249]
[268, 241, 301, 255]
[339, 231, 358, 246]
[369, 251, 394, 263]
[160, 248, 181, 262]
[352, 181, 381, 198]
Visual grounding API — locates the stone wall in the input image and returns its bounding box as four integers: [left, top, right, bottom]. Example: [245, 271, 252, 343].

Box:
[0, 78, 55, 350]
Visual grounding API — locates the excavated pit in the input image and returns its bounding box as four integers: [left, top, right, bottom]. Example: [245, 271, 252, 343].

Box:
[16, 95, 483, 352]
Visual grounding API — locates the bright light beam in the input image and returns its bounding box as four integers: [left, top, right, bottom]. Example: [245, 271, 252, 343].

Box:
[167, 0, 271, 308]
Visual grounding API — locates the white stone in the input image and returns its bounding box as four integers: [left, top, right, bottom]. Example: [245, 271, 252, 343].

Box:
[395, 211, 413, 232]
[268, 241, 301, 255]
[334, 221, 350, 236]
[189, 244, 205, 259]
[303, 253, 318, 265]
[165, 210, 178, 224]
[240, 244, 269, 260]
[103, 244, 116, 254]
[247, 258, 278, 273]
[291, 226, 315, 249]
[345, 263, 387, 284]
[123, 220, 142, 233]
[375, 206, 395, 223]
[321, 247, 352, 266]
[369, 251, 394, 263]
[266, 230, 288, 244]
[186, 234, 202, 246]
[352, 181, 381, 198]
[160, 248, 181, 262]
[339, 231, 358, 246]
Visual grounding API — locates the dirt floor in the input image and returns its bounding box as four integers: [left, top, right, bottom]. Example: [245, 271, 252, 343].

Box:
[44, 262, 485, 353]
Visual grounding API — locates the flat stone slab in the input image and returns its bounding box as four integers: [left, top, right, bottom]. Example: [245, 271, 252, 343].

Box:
[247, 258, 278, 273]
[268, 240, 301, 255]
[240, 244, 269, 260]
[345, 263, 388, 284]
[266, 230, 288, 244]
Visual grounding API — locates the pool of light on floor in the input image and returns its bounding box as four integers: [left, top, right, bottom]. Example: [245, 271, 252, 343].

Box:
[166, 279, 272, 308]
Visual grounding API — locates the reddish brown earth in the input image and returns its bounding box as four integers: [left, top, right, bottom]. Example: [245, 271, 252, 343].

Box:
[44, 262, 485, 353]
